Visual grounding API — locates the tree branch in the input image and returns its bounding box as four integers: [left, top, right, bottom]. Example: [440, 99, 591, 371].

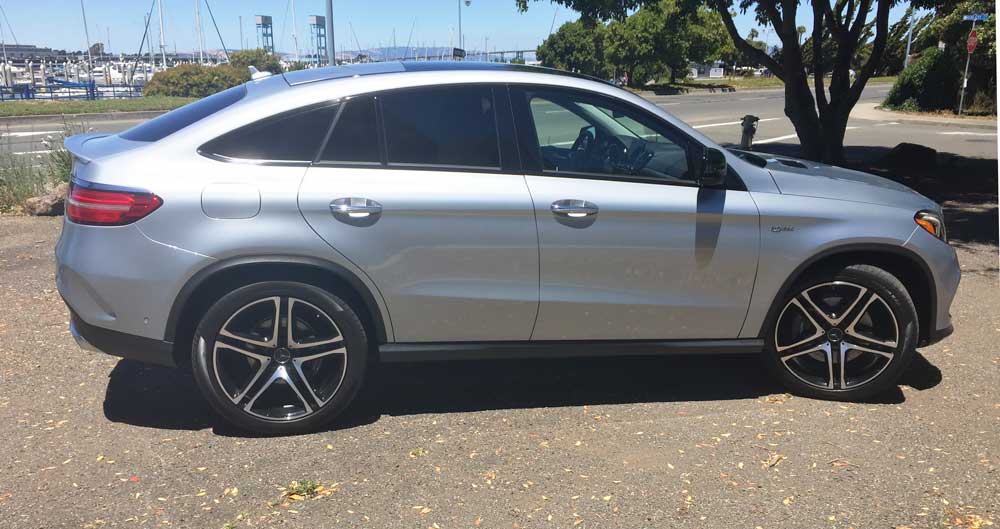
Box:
[848, 0, 891, 102]
[812, 1, 829, 112]
[710, 0, 785, 80]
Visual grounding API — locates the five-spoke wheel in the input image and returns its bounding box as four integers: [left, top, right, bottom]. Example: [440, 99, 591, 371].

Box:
[765, 265, 918, 400]
[192, 282, 367, 434]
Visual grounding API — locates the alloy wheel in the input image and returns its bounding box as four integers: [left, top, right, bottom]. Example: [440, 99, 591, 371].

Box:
[774, 281, 899, 391]
[212, 296, 347, 421]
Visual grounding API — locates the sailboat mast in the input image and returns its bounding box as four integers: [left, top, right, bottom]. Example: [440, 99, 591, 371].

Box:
[195, 0, 204, 63]
[80, 0, 94, 74]
[291, 0, 299, 61]
[157, 0, 167, 69]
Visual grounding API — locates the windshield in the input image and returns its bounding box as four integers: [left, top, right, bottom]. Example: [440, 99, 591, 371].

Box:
[120, 84, 247, 142]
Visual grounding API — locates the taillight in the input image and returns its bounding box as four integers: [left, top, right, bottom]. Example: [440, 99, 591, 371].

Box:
[66, 182, 163, 226]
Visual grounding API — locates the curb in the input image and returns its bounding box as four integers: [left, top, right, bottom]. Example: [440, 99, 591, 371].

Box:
[635, 81, 895, 99]
[852, 104, 997, 130]
[0, 110, 168, 126]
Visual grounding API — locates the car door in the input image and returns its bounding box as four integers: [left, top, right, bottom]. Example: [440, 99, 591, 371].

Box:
[510, 85, 759, 340]
[299, 85, 539, 342]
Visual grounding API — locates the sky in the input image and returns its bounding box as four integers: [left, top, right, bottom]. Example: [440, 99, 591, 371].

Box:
[0, 0, 914, 56]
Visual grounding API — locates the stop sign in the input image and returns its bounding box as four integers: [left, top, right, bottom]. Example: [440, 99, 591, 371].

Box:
[968, 29, 978, 53]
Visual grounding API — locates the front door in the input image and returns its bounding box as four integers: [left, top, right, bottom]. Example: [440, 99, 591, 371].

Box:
[511, 86, 760, 340]
[299, 85, 538, 342]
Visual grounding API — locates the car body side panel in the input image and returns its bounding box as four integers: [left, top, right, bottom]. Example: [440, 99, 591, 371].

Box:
[299, 167, 539, 342]
[904, 226, 960, 332]
[739, 192, 936, 339]
[526, 176, 760, 340]
[86, 152, 396, 342]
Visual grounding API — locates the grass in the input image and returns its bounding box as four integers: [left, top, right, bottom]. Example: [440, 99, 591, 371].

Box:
[640, 75, 898, 93]
[0, 121, 80, 212]
[0, 96, 195, 117]
[284, 480, 321, 498]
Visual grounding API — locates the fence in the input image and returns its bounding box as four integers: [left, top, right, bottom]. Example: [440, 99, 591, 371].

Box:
[0, 81, 145, 102]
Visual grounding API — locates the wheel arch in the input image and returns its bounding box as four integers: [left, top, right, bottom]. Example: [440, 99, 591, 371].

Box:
[758, 243, 936, 345]
[165, 255, 391, 366]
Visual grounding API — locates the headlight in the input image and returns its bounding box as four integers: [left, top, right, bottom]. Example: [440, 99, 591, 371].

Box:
[915, 211, 947, 243]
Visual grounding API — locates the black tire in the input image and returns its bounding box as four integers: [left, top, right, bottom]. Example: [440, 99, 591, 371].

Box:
[191, 281, 368, 434]
[762, 264, 918, 401]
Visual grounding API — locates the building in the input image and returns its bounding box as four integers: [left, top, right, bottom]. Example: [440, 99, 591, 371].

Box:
[0, 44, 59, 60]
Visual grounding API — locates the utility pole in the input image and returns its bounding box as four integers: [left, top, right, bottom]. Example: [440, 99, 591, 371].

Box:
[157, 0, 167, 69]
[325, 0, 335, 65]
[903, 12, 915, 69]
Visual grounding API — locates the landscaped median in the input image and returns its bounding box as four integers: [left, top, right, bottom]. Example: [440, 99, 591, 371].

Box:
[0, 96, 195, 118]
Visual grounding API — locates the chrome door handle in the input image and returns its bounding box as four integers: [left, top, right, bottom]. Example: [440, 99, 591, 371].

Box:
[330, 197, 383, 218]
[551, 199, 599, 218]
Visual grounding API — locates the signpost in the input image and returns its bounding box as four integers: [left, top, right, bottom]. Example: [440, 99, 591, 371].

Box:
[958, 14, 987, 115]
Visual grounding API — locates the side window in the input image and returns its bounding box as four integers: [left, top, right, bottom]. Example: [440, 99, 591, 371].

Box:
[381, 86, 500, 169]
[320, 96, 380, 164]
[200, 103, 338, 162]
[521, 89, 693, 183]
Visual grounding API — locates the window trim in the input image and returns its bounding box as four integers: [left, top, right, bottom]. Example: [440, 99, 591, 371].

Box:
[509, 84, 746, 191]
[197, 100, 340, 165]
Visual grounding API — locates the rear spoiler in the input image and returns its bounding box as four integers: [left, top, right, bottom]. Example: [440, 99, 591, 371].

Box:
[62, 133, 112, 164]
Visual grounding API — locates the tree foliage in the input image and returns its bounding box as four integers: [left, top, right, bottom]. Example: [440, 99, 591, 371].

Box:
[537, 19, 612, 78]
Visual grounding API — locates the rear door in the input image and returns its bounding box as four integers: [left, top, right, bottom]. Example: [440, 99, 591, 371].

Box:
[299, 85, 539, 342]
[511, 85, 760, 340]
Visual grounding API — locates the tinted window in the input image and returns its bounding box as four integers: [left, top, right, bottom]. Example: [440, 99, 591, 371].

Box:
[381, 86, 500, 168]
[320, 96, 380, 164]
[200, 103, 338, 161]
[523, 89, 692, 183]
[120, 84, 246, 142]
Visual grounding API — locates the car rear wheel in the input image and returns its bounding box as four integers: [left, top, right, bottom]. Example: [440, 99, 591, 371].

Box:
[191, 281, 368, 434]
[764, 264, 919, 401]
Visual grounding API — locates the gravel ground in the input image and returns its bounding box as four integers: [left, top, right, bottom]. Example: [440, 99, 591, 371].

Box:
[0, 216, 996, 529]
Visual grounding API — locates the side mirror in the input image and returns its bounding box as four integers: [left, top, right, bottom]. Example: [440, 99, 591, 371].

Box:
[698, 147, 727, 187]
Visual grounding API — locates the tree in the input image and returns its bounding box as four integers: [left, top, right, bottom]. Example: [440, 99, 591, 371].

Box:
[911, 0, 995, 113]
[228, 48, 283, 75]
[797, 25, 807, 44]
[604, 0, 733, 86]
[518, 0, 899, 163]
[877, 7, 935, 76]
[537, 19, 612, 78]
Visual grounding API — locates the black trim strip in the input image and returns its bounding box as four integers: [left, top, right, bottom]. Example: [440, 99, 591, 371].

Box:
[379, 339, 763, 362]
[71, 312, 176, 367]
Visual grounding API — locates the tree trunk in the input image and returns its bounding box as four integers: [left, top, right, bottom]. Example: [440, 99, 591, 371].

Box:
[818, 105, 851, 165]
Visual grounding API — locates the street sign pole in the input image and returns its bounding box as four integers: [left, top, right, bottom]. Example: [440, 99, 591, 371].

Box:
[958, 19, 976, 116]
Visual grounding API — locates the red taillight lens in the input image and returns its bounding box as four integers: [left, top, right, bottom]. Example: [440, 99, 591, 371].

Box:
[66, 182, 163, 226]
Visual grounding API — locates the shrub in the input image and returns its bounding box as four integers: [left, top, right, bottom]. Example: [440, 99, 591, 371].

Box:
[144, 64, 247, 98]
[229, 48, 283, 75]
[883, 46, 961, 111]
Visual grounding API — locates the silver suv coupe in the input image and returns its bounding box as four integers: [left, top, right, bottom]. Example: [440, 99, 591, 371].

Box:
[57, 62, 959, 434]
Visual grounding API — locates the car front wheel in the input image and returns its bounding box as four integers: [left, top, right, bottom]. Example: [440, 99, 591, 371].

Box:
[764, 264, 919, 401]
[191, 281, 368, 434]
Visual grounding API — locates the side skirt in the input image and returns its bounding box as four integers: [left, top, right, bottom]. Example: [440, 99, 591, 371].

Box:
[379, 339, 764, 363]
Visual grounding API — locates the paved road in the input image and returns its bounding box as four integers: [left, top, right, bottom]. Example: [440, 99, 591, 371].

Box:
[0, 216, 997, 528]
[1, 83, 996, 162]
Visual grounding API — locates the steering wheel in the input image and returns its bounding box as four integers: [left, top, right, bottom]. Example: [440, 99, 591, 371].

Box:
[570, 126, 595, 154]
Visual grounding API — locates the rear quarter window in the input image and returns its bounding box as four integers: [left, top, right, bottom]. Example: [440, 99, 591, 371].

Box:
[119, 84, 247, 142]
[199, 103, 339, 162]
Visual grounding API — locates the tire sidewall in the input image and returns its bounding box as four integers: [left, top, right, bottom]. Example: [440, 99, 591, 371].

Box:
[763, 265, 919, 401]
[191, 281, 368, 434]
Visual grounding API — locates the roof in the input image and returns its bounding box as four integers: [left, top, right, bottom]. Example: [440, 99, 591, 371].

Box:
[281, 61, 609, 87]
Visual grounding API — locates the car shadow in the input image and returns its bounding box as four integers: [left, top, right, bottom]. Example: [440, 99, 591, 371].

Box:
[102, 351, 943, 436]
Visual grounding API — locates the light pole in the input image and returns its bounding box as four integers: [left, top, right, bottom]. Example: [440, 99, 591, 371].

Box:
[325, 0, 335, 65]
[458, 0, 470, 52]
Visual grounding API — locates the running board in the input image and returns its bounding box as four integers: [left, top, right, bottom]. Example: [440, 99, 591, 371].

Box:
[379, 339, 764, 363]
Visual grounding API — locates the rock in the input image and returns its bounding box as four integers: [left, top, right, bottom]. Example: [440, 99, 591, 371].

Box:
[24, 182, 70, 216]
[877, 142, 938, 170]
